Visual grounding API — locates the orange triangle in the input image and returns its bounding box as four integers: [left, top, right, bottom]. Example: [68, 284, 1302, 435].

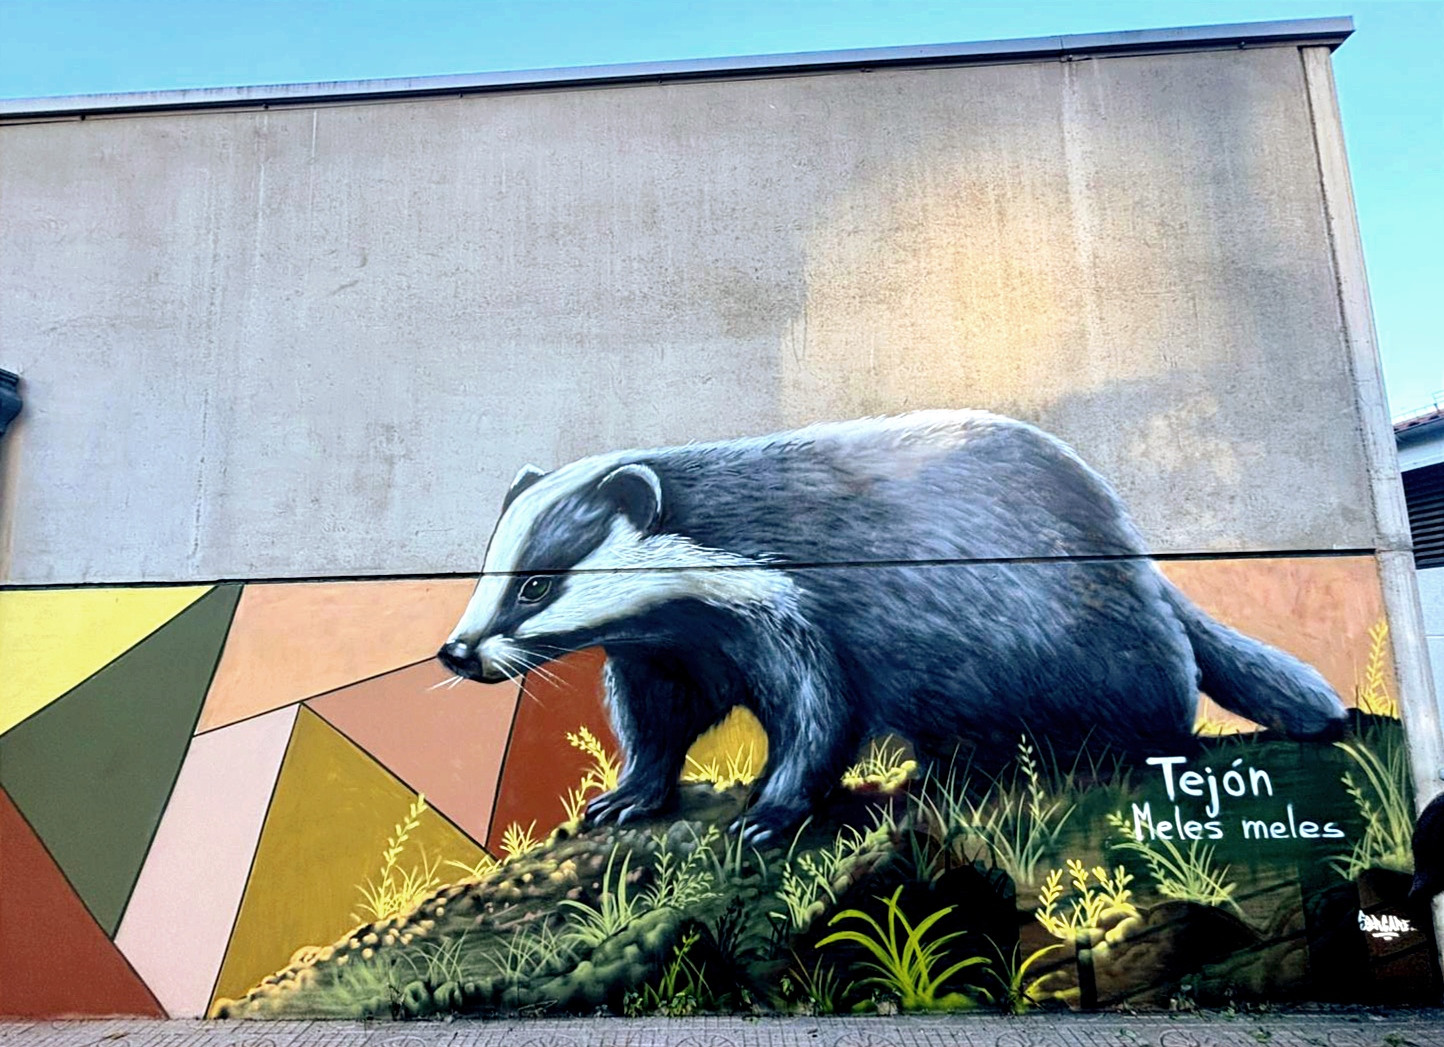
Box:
[307, 661, 519, 847]
[196, 578, 475, 733]
[0, 787, 164, 1017]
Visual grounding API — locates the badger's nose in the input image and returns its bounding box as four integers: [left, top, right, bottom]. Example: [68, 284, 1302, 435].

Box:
[437, 641, 481, 678]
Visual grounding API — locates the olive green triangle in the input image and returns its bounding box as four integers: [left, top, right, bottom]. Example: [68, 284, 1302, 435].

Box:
[0, 584, 241, 936]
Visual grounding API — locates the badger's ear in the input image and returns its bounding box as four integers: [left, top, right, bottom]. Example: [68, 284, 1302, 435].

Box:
[501, 464, 546, 512]
[599, 463, 662, 534]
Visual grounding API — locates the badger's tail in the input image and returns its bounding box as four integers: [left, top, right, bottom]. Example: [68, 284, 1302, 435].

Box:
[1162, 579, 1348, 739]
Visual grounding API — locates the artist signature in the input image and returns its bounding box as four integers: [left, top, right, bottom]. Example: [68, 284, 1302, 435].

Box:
[1358, 911, 1414, 941]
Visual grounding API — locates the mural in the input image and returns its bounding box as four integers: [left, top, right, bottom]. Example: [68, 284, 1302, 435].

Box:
[0, 412, 1436, 1019]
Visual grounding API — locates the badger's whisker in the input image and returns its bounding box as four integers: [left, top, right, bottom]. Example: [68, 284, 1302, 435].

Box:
[520, 674, 554, 705]
[511, 665, 549, 707]
[517, 658, 565, 689]
[490, 651, 547, 704]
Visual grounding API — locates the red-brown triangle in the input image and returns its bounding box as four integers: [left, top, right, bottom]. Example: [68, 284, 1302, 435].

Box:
[306, 661, 519, 847]
[487, 648, 619, 853]
[0, 787, 164, 1017]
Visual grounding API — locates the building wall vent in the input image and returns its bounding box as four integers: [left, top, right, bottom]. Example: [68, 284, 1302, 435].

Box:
[1403, 459, 1444, 569]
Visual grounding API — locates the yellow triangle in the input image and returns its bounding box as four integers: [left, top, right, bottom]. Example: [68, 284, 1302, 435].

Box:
[0, 586, 212, 735]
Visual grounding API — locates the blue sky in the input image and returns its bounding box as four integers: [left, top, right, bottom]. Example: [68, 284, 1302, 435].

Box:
[1, 0, 1438, 414]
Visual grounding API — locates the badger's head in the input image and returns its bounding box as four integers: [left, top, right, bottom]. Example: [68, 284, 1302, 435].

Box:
[437, 456, 796, 684]
[436, 458, 660, 683]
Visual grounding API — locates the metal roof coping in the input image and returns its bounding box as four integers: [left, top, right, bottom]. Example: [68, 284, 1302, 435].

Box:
[0, 16, 1354, 121]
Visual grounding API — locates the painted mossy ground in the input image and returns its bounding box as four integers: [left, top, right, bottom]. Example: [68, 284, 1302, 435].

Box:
[215, 712, 1436, 1020]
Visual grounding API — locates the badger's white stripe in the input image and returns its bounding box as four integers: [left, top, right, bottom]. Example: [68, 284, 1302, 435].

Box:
[483, 454, 629, 577]
[514, 521, 796, 639]
[448, 410, 1015, 645]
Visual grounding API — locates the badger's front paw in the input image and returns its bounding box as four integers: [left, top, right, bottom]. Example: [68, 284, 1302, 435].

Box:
[585, 785, 670, 827]
[728, 802, 806, 849]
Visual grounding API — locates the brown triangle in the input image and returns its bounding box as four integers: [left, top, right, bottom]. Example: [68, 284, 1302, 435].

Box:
[0, 787, 165, 1017]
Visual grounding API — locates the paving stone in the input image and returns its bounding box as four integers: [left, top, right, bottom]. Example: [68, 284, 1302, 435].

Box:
[3, 1016, 1443, 1047]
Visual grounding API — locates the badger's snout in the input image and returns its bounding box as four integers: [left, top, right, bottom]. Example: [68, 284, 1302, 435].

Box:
[437, 641, 512, 684]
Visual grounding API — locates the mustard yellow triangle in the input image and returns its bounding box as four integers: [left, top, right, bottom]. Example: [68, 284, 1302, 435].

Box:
[0, 586, 212, 735]
[211, 709, 487, 1011]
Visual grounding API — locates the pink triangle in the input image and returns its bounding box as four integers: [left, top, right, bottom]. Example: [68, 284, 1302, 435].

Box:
[306, 661, 519, 848]
[115, 706, 297, 1017]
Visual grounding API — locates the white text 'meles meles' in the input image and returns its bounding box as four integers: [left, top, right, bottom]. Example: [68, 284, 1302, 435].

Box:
[1125, 756, 1345, 843]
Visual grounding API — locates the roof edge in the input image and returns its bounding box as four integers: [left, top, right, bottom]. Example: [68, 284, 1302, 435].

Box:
[0, 16, 1354, 120]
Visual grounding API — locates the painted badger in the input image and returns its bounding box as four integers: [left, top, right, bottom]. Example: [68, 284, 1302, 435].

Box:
[439, 411, 1347, 844]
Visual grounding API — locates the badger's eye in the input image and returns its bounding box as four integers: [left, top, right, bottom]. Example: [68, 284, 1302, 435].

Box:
[518, 576, 553, 603]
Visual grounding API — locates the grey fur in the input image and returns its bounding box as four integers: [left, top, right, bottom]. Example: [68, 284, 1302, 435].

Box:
[439, 410, 1348, 844]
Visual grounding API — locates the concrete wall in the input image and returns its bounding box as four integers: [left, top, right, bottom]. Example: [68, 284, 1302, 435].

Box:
[0, 42, 1377, 585]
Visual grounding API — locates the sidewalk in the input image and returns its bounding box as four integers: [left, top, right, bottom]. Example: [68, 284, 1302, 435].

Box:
[3, 1013, 1443, 1047]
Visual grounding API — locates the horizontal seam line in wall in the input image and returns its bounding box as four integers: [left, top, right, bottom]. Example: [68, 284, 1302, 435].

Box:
[0, 546, 1380, 591]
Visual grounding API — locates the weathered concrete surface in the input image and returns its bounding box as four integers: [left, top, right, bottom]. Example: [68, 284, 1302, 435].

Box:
[4, 1014, 1444, 1047]
[0, 44, 1375, 584]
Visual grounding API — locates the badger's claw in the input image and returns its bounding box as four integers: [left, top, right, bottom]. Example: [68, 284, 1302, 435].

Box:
[727, 804, 802, 849]
[584, 785, 668, 826]
[738, 821, 780, 848]
[616, 804, 650, 826]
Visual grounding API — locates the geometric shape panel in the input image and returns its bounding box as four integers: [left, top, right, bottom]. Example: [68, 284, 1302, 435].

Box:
[1161, 554, 1386, 699]
[196, 578, 477, 733]
[307, 661, 518, 848]
[0, 787, 165, 1018]
[114, 706, 298, 1018]
[0, 585, 240, 936]
[0, 585, 210, 736]
[487, 647, 618, 853]
[209, 708, 486, 1012]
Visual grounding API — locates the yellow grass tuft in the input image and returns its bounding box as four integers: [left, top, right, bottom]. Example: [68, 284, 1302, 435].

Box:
[682, 708, 767, 789]
[501, 820, 541, 861]
[683, 742, 762, 790]
[1355, 618, 1398, 718]
[562, 726, 623, 823]
[444, 853, 500, 881]
[1193, 717, 1247, 737]
[351, 794, 442, 923]
[1034, 860, 1138, 941]
[842, 738, 917, 792]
